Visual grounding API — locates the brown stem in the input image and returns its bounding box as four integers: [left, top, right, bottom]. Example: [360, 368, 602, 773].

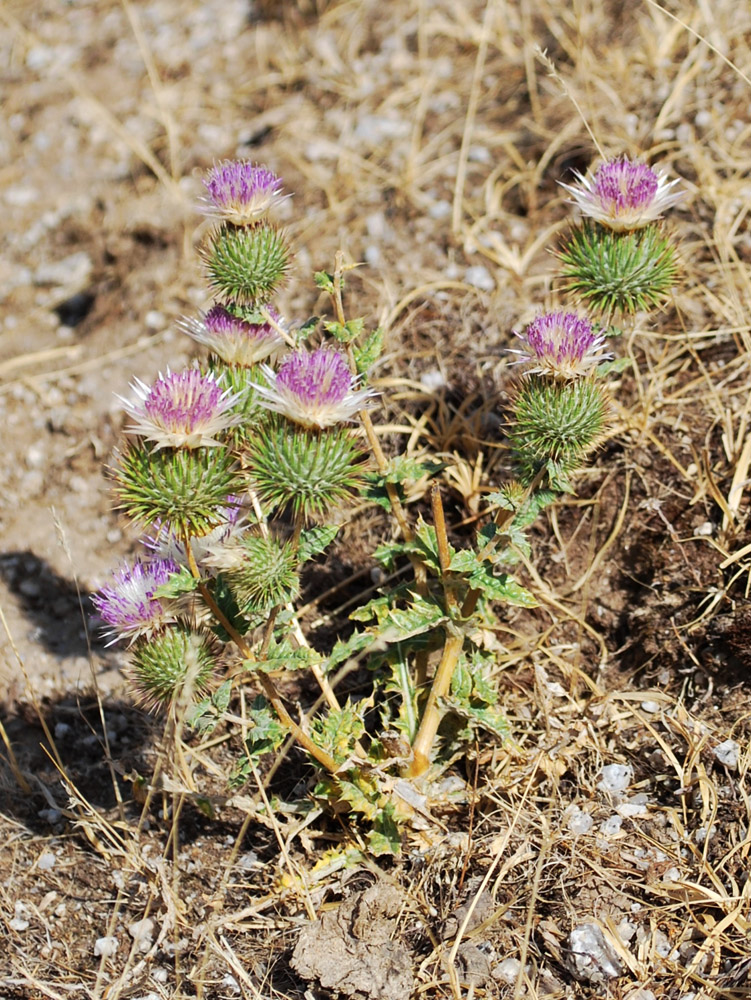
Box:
[407, 467, 549, 777]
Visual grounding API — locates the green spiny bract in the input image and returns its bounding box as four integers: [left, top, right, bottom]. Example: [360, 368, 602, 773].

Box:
[244, 419, 365, 517]
[223, 535, 299, 612]
[509, 378, 609, 486]
[207, 360, 264, 443]
[113, 443, 244, 535]
[202, 222, 290, 306]
[128, 625, 217, 709]
[557, 221, 678, 316]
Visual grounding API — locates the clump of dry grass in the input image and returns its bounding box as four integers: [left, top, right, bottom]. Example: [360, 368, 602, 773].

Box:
[2, 0, 751, 997]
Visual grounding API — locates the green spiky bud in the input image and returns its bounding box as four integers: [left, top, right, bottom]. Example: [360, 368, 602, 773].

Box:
[244, 420, 365, 517]
[202, 222, 290, 306]
[128, 625, 217, 709]
[224, 535, 299, 612]
[114, 443, 244, 535]
[557, 222, 678, 316]
[509, 378, 608, 486]
[207, 360, 264, 443]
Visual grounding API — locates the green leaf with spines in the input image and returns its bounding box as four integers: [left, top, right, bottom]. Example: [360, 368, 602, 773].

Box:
[247, 635, 323, 673]
[367, 804, 402, 856]
[354, 327, 384, 379]
[298, 523, 340, 564]
[362, 456, 442, 510]
[557, 221, 679, 316]
[324, 317, 364, 344]
[314, 270, 335, 293]
[465, 560, 537, 607]
[185, 678, 233, 733]
[114, 444, 244, 536]
[328, 629, 377, 671]
[203, 222, 290, 306]
[231, 695, 287, 780]
[310, 700, 368, 765]
[154, 565, 199, 599]
[295, 316, 319, 345]
[208, 573, 251, 641]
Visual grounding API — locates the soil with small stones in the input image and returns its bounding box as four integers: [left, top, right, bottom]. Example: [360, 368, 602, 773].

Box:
[3, 1, 751, 998]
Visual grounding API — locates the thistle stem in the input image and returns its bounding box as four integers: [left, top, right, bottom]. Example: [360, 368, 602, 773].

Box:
[181, 529, 339, 774]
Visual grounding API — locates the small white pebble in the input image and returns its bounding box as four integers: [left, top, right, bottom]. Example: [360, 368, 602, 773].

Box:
[420, 369, 447, 391]
[128, 917, 155, 951]
[10, 917, 30, 931]
[38, 851, 57, 870]
[640, 700, 660, 714]
[567, 806, 594, 836]
[54, 722, 71, 739]
[145, 310, 165, 330]
[464, 265, 495, 292]
[494, 957, 522, 984]
[598, 763, 633, 794]
[663, 867, 681, 882]
[94, 936, 119, 957]
[600, 815, 623, 837]
[694, 521, 714, 536]
[713, 739, 739, 769]
[152, 968, 169, 984]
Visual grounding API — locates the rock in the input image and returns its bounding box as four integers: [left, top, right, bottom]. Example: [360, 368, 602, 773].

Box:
[566, 923, 623, 983]
[94, 936, 119, 957]
[291, 883, 413, 1000]
[713, 739, 739, 768]
[598, 763, 633, 794]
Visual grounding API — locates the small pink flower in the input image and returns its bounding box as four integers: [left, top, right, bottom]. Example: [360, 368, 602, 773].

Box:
[200, 161, 285, 224]
[179, 304, 284, 367]
[510, 312, 611, 379]
[118, 368, 245, 449]
[253, 347, 373, 429]
[561, 156, 683, 230]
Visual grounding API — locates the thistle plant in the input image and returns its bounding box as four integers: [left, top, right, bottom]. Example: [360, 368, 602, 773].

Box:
[557, 155, 682, 317]
[94, 154, 683, 853]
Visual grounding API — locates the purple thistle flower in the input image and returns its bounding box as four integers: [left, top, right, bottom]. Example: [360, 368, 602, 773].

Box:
[510, 311, 611, 379]
[178, 304, 284, 367]
[561, 156, 683, 230]
[200, 161, 285, 224]
[144, 495, 247, 567]
[92, 558, 180, 645]
[252, 347, 374, 429]
[118, 368, 245, 449]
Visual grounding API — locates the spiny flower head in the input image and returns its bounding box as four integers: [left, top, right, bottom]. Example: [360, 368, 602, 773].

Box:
[200, 160, 284, 224]
[511, 311, 611, 379]
[179, 304, 285, 367]
[92, 558, 180, 645]
[561, 156, 683, 231]
[144, 495, 246, 567]
[253, 347, 373, 429]
[118, 368, 245, 449]
[128, 626, 217, 710]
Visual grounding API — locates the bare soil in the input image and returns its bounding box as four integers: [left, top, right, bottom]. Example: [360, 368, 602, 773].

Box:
[2, 1, 751, 998]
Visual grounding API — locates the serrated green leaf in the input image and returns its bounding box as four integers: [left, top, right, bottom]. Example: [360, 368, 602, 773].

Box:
[298, 523, 340, 563]
[447, 702, 509, 741]
[154, 565, 200, 599]
[467, 563, 536, 607]
[595, 356, 632, 377]
[311, 700, 368, 764]
[367, 805, 401, 856]
[354, 327, 383, 378]
[295, 316, 319, 345]
[211, 678, 232, 713]
[328, 629, 376, 669]
[209, 574, 251, 641]
[384, 593, 447, 640]
[338, 778, 380, 820]
[314, 270, 335, 293]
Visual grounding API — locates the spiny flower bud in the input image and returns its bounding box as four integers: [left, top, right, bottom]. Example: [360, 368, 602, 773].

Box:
[510, 379, 609, 486]
[253, 347, 373, 429]
[128, 626, 217, 710]
[114, 444, 244, 535]
[557, 222, 679, 317]
[222, 535, 299, 612]
[118, 368, 245, 449]
[245, 420, 364, 517]
[511, 311, 611, 379]
[178, 304, 285, 367]
[92, 558, 180, 645]
[561, 156, 683, 231]
[144, 495, 246, 568]
[202, 222, 290, 306]
[200, 161, 285, 225]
